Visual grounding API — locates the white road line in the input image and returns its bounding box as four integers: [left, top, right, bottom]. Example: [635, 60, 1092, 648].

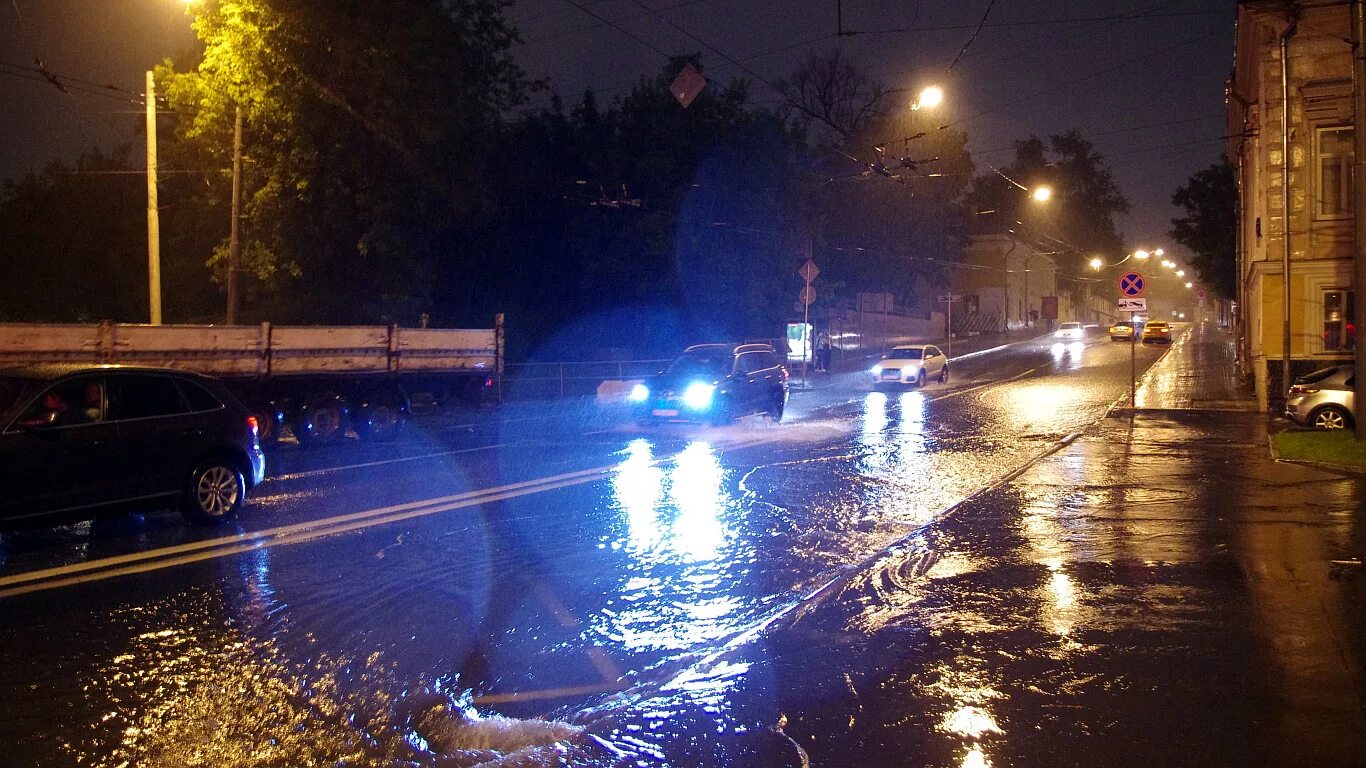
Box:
[0, 435, 780, 598]
[927, 367, 1040, 403]
[270, 443, 510, 482]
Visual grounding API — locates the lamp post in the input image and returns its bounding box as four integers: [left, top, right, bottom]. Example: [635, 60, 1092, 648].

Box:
[145, 71, 162, 325]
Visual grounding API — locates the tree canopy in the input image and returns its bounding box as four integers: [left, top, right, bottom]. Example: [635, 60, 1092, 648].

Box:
[1170, 158, 1236, 299]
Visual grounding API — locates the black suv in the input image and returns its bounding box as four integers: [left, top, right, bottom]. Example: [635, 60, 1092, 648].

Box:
[0, 365, 266, 526]
[630, 343, 789, 424]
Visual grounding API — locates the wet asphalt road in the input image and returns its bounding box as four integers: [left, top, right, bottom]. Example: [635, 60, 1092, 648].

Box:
[3, 329, 1354, 766]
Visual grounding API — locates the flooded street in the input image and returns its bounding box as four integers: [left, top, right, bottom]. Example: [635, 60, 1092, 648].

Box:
[2, 326, 1362, 767]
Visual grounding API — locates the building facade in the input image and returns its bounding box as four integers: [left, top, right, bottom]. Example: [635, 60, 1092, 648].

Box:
[1229, 0, 1356, 410]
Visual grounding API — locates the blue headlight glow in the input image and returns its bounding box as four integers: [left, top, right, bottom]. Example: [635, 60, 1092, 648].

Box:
[628, 383, 650, 402]
[871, 364, 883, 375]
[682, 382, 716, 410]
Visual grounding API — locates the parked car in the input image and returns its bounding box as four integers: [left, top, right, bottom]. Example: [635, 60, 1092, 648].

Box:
[1285, 364, 1356, 429]
[1054, 321, 1085, 340]
[1141, 320, 1173, 343]
[630, 343, 788, 424]
[0, 365, 266, 527]
[1109, 321, 1137, 341]
[870, 344, 949, 388]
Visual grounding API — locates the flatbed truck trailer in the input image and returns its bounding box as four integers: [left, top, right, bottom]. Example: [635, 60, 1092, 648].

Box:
[0, 316, 503, 446]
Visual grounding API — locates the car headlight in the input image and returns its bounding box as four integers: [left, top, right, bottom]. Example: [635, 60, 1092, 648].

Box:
[871, 364, 883, 375]
[628, 383, 649, 402]
[682, 382, 715, 410]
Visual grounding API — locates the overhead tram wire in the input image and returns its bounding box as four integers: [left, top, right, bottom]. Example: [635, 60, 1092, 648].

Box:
[946, 0, 998, 71]
[519, 0, 712, 46]
[557, 0, 674, 60]
[732, 7, 1226, 64]
[620, 0, 787, 97]
[859, 27, 1226, 154]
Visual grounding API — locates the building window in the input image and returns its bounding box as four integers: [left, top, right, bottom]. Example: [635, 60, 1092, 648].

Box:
[1316, 126, 1354, 218]
[1322, 289, 1355, 352]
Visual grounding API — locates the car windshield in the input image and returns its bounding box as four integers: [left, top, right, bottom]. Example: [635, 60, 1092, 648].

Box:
[1113, 322, 1132, 328]
[0, 376, 41, 416]
[1060, 323, 1081, 329]
[666, 349, 731, 377]
[886, 348, 924, 360]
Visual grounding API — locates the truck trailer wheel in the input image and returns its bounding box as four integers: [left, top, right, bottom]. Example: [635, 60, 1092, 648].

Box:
[356, 389, 407, 442]
[294, 392, 348, 446]
[249, 405, 284, 448]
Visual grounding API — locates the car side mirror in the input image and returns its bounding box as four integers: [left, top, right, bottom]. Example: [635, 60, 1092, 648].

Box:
[880, 354, 888, 359]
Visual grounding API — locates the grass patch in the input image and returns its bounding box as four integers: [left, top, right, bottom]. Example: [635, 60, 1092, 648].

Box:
[1272, 429, 1366, 470]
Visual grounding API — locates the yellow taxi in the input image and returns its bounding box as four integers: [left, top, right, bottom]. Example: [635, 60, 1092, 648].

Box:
[1141, 320, 1173, 344]
[1108, 321, 1136, 341]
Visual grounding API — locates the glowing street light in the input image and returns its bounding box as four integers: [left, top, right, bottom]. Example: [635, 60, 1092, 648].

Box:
[1185, 282, 1193, 288]
[1031, 185, 1052, 203]
[1176, 269, 1185, 277]
[1089, 257, 1104, 270]
[913, 85, 944, 110]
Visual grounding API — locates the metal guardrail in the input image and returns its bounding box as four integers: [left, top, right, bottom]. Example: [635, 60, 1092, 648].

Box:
[501, 359, 671, 400]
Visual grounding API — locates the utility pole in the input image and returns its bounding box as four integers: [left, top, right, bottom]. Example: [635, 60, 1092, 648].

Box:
[1353, 0, 1366, 438]
[226, 105, 244, 325]
[1280, 17, 1297, 399]
[145, 71, 162, 325]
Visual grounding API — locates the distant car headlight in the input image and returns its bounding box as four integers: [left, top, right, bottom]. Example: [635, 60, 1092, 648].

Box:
[682, 382, 715, 410]
[628, 383, 650, 402]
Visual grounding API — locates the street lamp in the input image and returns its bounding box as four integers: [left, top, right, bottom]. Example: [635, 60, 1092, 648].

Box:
[1185, 282, 1193, 289]
[1031, 185, 1052, 203]
[912, 85, 944, 110]
[1089, 249, 1152, 270]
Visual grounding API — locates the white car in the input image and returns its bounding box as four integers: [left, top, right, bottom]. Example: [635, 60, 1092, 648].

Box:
[871, 345, 948, 387]
[1054, 321, 1084, 340]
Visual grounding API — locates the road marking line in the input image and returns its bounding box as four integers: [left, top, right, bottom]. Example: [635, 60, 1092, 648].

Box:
[928, 366, 1039, 403]
[270, 443, 510, 482]
[0, 435, 780, 598]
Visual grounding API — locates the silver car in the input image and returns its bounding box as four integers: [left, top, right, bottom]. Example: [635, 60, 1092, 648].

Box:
[1285, 365, 1356, 429]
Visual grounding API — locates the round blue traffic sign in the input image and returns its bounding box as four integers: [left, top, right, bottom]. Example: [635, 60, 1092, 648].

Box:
[1119, 272, 1145, 297]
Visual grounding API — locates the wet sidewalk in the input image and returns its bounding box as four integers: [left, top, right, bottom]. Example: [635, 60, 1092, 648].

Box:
[1131, 322, 1259, 411]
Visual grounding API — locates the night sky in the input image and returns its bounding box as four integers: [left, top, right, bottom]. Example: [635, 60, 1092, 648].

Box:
[1, 0, 1233, 252]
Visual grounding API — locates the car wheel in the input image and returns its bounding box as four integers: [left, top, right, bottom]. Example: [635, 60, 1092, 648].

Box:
[939, 365, 949, 384]
[181, 460, 246, 525]
[1311, 405, 1352, 430]
[767, 391, 785, 423]
[294, 391, 347, 446]
[708, 396, 733, 426]
[356, 388, 406, 442]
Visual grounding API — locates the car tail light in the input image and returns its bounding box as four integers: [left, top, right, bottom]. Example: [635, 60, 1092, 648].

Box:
[484, 377, 494, 388]
[1288, 386, 1319, 395]
[246, 415, 260, 436]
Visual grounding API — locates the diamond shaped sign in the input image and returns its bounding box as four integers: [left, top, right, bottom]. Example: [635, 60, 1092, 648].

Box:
[670, 63, 707, 109]
[799, 259, 820, 283]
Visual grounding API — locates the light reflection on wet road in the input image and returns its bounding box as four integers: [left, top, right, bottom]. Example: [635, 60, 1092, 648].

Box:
[5, 329, 1357, 766]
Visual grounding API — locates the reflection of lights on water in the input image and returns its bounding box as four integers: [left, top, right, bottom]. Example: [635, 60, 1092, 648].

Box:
[1049, 341, 1086, 369]
[613, 439, 666, 553]
[962, 746, 991, 768]
[863, 391, 888, 435]
[610, 439, 727, 561]
[896, 391, 927, 432]
[1043, 557, 1077, 636]
[942, 706, 1003, 738]
[671, 441, 725, 562]
[606, 439, 737, 653]
[1006, 383, 1081, 421]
